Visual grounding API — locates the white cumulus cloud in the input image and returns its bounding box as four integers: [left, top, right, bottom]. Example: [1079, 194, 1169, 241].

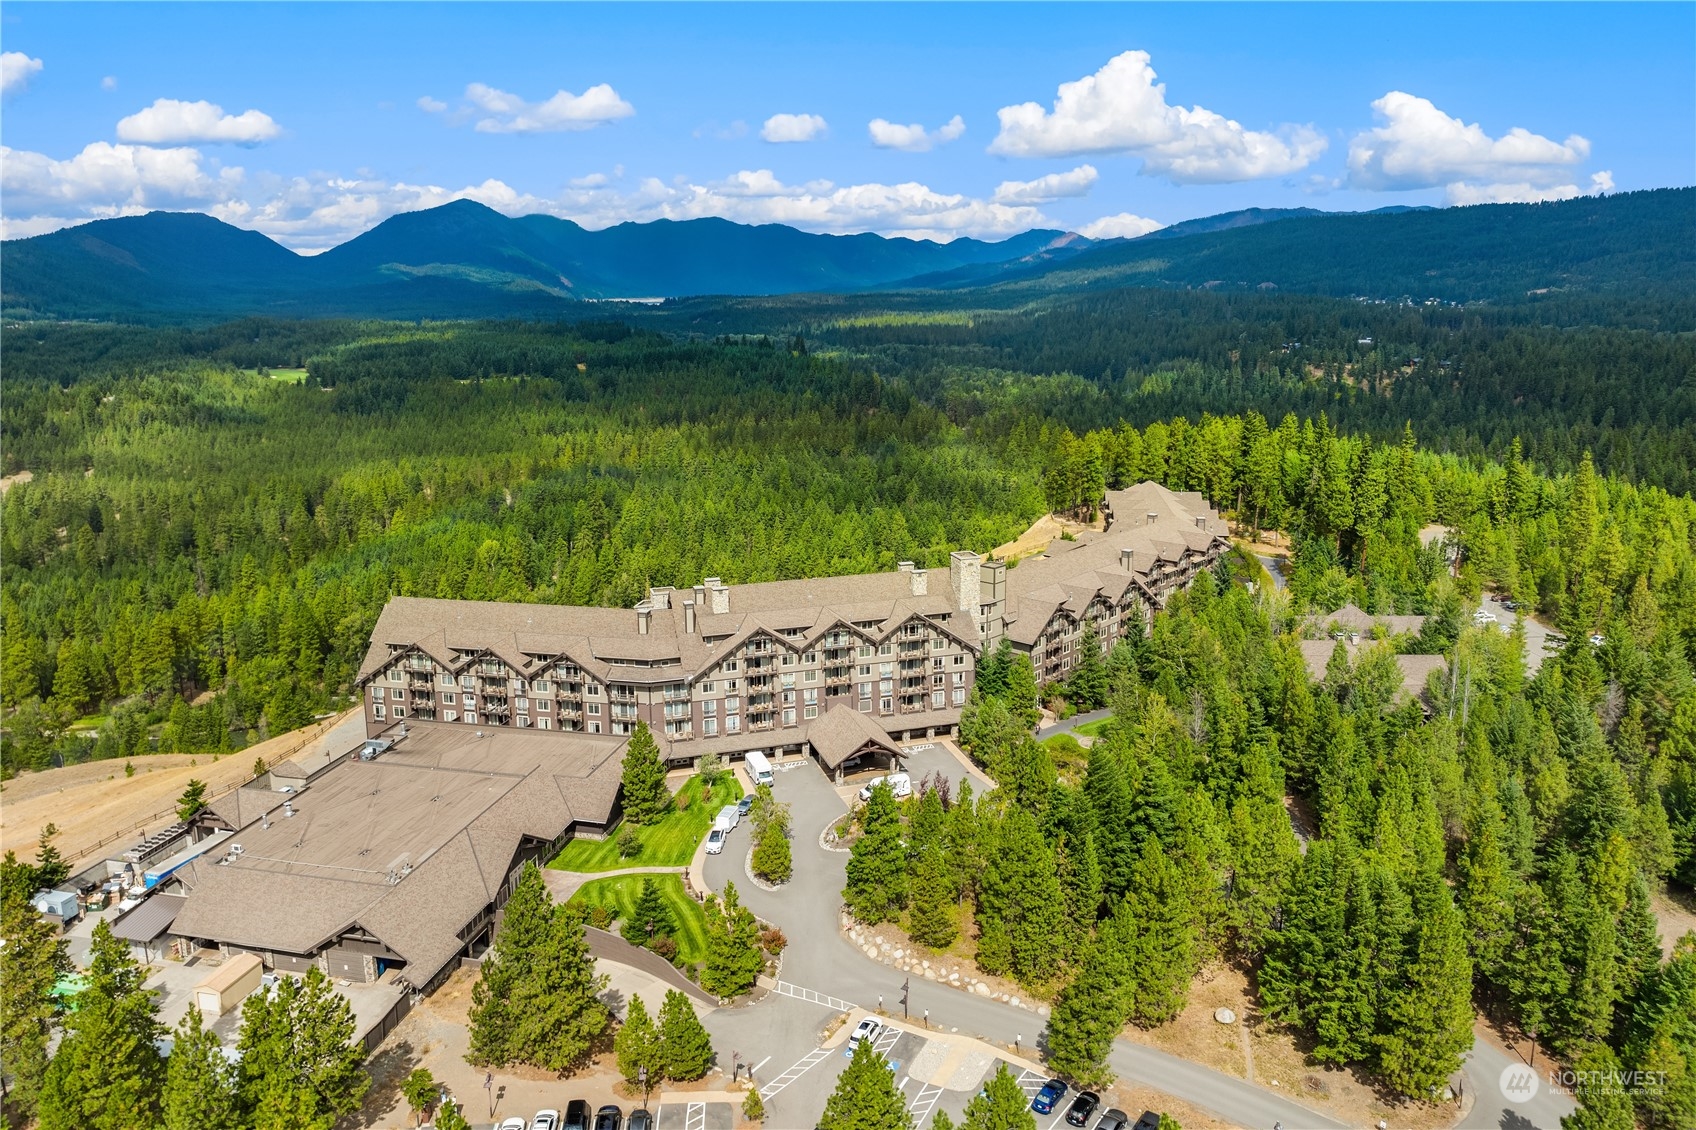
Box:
[102, 76, 118, 91]
[0, 141, 245, 237]
[116, 98, 281, 145]
[761, 113, 828, 143]
[1446, 170, 1616, 206]
[1078, 212, 1164, 240]
[1347, 91, 1593, 202]
[463, 82, 634, 133]
[417, 95, 447, 113]
[2, 52, 44, 96]
[989, 50, 1325, 183]
[868, 115, 966, 152]
[992, 164, 1098, 204]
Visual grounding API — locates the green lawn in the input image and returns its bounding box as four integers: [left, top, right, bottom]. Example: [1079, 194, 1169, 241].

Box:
[569, 874, 710, 964]
[241, 368, 310, 384]
[1071, 716, 1115, 740]
[549, 774, 742, 872]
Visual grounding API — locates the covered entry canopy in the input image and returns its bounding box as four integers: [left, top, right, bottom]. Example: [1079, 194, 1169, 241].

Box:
[808, 704, 904, 770]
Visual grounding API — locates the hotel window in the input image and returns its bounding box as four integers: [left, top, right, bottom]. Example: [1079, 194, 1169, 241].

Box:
[700, 681, 715, 694]
[393, 707, 406, 719]
[533, 679, 550, 693]
[466, 713, 479, 725]
[932, 657, 944, 670]
[879, 643, 894, 656]
[859, 682, 872, 699]
[614, 721, 631, 736]
[725, 715, 741, 735]
[725, 696, 740, 714]
[462, 694, 477, 708]
[781, 654, 795, 667]
[880, 679, 892, 694]
[859, 665, 872, 677]
[953, 688, 967, 706]
[444, 710, 459, 722]
[723, 660, 738, 672]
[880, 663, 893, 677]
[440, 692, 455, 706]
[804, 669, 818, 683]
[588, 702, 601, 716]
[372, 687, 385, 700]
[439, 674, 454, 687]
[461, 675, 475, 689]
[932, 690, 946, 709]
[704, 717, 718, 737]
[586, 684, 601, 696]
[389, 669, 403, 683]
[804, 705, 818, 720]
[880, 696, 893, 713]
[590, 721, 602, 733]
[953, 655, 965, 665]
[510, 678, 525, 693]
[537, 716, 552, 730]
[783, 708, 796, 727]
[803, 652, 817, 664]
[858, 645, 873, 658]
[782, 690, 795, 705]
[516, 698, 529, 713]
[373, 704, 386, 720]
[665, 720, 690, 738]
[954, 671, 967, 686]
[804, 689, 818, 706]
[726, 679, 739, 691]
[516, 715, 531, 728]
[702, 700, 717, 717]
[537, 699, 550, 712]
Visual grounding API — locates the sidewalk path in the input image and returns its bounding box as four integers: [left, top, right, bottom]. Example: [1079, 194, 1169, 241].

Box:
[541, 865, 687, 903]
[1035, 708, 1112, 741]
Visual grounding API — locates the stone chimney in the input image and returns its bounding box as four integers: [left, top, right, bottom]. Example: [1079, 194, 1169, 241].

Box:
[1119, 548, 1135, 572]
[1146, 511, 1159, 526]
[910, 567, 928, 597]
[636, 601, 652, 635]
[949, 551, 982, 614]
[683, 600, 697, 634]
[1196, 516, 1207, 529]
[648, 586, 673, 610]
[705, 579, 730, 615]
[694, 583, 707, 609]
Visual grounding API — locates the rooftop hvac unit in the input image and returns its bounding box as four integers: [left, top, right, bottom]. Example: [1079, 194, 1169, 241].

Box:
[283, 801, 295, 819]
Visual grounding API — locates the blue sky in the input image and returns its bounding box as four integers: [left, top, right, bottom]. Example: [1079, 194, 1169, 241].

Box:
[3, 2, 1690, 251]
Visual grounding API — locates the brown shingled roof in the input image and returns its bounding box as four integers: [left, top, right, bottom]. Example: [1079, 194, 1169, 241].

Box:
[808, 704, 903, 769]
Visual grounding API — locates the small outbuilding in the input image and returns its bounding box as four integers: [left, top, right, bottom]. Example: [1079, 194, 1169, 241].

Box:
[194, 952, 264, 1018]
[30, 888, 80, 925]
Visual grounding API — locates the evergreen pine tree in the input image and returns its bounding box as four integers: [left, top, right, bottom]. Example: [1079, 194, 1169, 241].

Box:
[1056, 829, 1103, 941]
[467, 861, 555, 1067]
[1068, 624, 1110, 710]
[0, 888, 69, 1121]
[33, 824, 69, 889]
[978, 809, 1067, 985]
[235, 966, 370, 1130]
[702, 883, 764, 998]
[622, 878, 676, 947]
[161, 1005, 240, 1130]
[1123, 837, 1197, 1025]
[1377, 875, 1474, 1097]
[1083, 743, 1136, 902]
[614, 993, 664, 1086]
[658, 988, 714, 1080]
[1561, 1044, 1636, 1130]
[907, 845, 959, 949]
[845, 782, 907, 924]
[1044, 898, 1137, 1086]
[752, 815, 793, 884]
[742, 1086, 766, 1123]
[817, 1035, 915, 1130]
[957, 1063, 1037, 1130]
[175, 779, 209, 822]
[37, 920, 165, 1130]
[945, 779, 979, 902]
[517, 901, 611, 1072]
[1457, 795, 1516, 987]
[619, 721, 671, 825]
[1006, 654, 1042, 727]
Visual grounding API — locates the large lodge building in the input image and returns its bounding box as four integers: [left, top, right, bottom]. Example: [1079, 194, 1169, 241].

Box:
[355, 481, 1230, 769]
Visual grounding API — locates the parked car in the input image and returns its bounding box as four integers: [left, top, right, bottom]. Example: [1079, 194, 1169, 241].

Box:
[562, 1100, 591, 1130]
[705, 826, 727, 855]
[1032, 1078, 1068, 1114]
[497, 1119, 527, 1130]
[593, 1105, 623, 1130]
[626, 1110, 654, 1130]
[857, 771, 913, 802]
[737, 794, 754, 817]
[1130, 1112, 1162, 1130]
[1065, 1091, 1101, 1126]
[845, 1015, 883, 1056]
[1589, 633, 1607, 647]
[1093, 1110, 1131, 1130]
[531, 1111, 559, 1130]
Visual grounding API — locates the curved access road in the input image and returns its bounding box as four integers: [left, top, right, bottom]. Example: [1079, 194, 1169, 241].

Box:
[705, 760, 1348, 1130]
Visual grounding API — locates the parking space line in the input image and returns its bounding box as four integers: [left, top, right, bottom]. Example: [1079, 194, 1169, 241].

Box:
[1044, 1109, 1068, 1130]
[909, 1082, 944, 1123]
[873, 1027, 902, 1057]
[771, 979, 857, 1012]
[759, 1046, 832, 1100]
[684, 1101, 706, 1130]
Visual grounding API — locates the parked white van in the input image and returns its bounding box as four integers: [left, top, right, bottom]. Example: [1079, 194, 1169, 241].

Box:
[857, 771, 913, 802]
[745, 749, 774, 787]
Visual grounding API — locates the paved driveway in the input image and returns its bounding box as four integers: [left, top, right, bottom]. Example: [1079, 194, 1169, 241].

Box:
[702, 759, 1348, 1130]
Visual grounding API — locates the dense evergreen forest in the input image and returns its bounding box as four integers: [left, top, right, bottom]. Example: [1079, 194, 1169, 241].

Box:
[4, 297, 1696, 1124]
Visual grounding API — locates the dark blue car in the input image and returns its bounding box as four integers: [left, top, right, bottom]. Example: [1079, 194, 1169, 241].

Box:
[1032, 1078, 1068, 1114]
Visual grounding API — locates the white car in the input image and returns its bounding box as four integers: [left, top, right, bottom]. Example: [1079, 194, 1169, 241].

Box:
[857, 772, 912, 802]
[845, 1015, 883, 1056]
[705, 826, 727, 855]
[497, 1120, 527, 1130]
[532, 1111, 560, 1130]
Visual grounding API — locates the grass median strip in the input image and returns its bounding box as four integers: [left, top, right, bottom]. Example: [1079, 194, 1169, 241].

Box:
[568, 873, 710, 964]
[549, 773, 743, 872]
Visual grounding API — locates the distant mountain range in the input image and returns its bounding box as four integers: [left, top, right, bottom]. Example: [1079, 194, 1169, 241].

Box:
[3, 189, 1691, 321]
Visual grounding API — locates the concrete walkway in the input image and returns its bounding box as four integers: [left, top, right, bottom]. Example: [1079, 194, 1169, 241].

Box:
[541, 864, 687, 903]
[1035, 708, 1112, 741]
